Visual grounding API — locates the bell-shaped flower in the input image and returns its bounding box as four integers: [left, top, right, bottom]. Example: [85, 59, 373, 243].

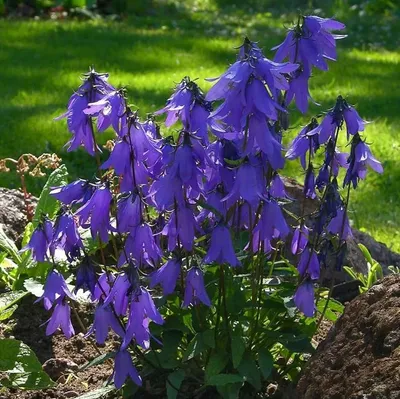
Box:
[93, 272, 114, 302]
[149, 174, 184, 211]
[222, 160, 266, 206]
[304, 165, 317, 199]
[52, 211, 83, 261]
[149, 257, 182, 296]
[343, 104, 365, 137]
[75, 184, 112, 242]
[122, 287, 164, 350]
[162, 206, 198, 252]
[183, 268, 211, 308]
[285, 64, 313, 114]
[269, 173, 287, 198]
[36, 270, 74, 311]
[50, 179, 93, 206]
[75, 257, 97, 296]
[55, 70, 114, 155]
[84, 90, 126, 136]
[297, 246, 320, 280]
[116, 191, 142, 233]
[294, 281, 315, 317]
[21, 219, 53, 262]
[118, 224, 162, 267]
[113, 350, 142, 389]
[45, 297, 75, 339]
[344, 135, 383, 188]
[291, 225, 309, 255]
[86, 303, 125, 345]
[204, 224, 240, 267]
[327, 206, 353, 239]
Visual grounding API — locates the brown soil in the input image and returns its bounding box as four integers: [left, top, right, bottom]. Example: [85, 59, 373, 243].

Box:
[297, 274, 400, 399]
[0, 295, 118, 399]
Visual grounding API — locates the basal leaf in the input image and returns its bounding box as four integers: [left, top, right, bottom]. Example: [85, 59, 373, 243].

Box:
[258, 349, 273, 379]
[231, 335, 246, 368]
[207, 373, 244, 386]
[205, 352, 228, 383]
[166, 369, 185, 399]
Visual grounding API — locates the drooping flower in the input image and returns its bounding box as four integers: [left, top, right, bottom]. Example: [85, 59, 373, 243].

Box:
[204, 224, 240, 267]
[304, 165, 317, 199]
[86, 303, 125, 344]
[93, 272, 114, 302]
[51, 211, 83, 261]
[294, 281, 315, 317]
[183, 268, 211, 308]
[149, 174, 184, 211]
[269, 173, 287, 199]
[50, 179, 93, 206]
[222, 160, 267, 206]
[75, 184, 112, 242]
[162, 206, 198, 252]
[285, 64, 313, 113]
[103, 272, 134, 316]
[75, 257, 97, 295]
[21, 219, 53, 262]
[116, 191, 142, 233]
[45, 297, 75, 339]
[118, 224, 162, 267]
[36, 270, 74, 311]
[297, 246, 320, 280]
[122, 287, 164, 350]
[291, 225, 309, 255]
[55, 69, 114, 155]
[113, 350, 142, 389]
[327, 206, 353, 239]
[344, 135, 383, 188]
[149, 257, 182, 296]
[84, 89, 126, 136]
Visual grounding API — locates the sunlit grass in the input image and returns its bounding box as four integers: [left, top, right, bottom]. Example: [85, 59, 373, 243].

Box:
[0, 13, 398, 251]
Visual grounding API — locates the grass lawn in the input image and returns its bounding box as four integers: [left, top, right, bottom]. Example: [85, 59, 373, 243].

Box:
[0, 4, 399, 251]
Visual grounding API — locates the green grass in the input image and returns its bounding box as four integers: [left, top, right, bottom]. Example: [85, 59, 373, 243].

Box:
[0, 6, 399, 251]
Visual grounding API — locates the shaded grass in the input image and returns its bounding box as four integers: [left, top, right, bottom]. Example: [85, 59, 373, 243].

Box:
[0, 10, 399, 251]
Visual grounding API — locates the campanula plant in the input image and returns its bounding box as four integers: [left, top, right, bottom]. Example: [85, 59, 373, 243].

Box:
[13, 14, 384, 398]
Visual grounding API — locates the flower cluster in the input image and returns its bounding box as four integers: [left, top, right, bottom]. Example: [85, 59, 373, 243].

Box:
[23, 15, 383, 390]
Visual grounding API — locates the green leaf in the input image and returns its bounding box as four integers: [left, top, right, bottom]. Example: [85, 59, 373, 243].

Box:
[33, 165, 68, 227]
[75, 386, 116, 399]
[358, 243, 374, 265]
[21, 223, 34, 248]
[207, 373, 244, 386]
[237, 353, 261, 391]
[0, 304, 18, 321]
[280, 334, 314, 353]
[258, 349, 273, 379]
[0, 290, 29, 319]
[205, 353, 228, 383]
[79, 352, 115, 371]
[166, 369, 185, 399]
[202, 329, 215, 349]
[217, 382, 242, 399]
[231, 335, 246, 368]
[0, 225, 21, 264]
[183, 334, 206, 361]
[23, 278, 44, 297]
[0, 339, 54, 390]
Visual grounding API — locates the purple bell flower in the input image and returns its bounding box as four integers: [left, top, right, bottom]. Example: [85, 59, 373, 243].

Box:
[93, 272, 114, 302]
[118, 224, 162, 267]
[75, 257, 97, 295]
[297, 246, 320, 280]
[116, 191, 142, 233]
[291, 225, 309, 255]
[327, 206, 353, 239]
[86, 303, 125, 344]
[149, 257, 181, 296]
[75, 184, 112, 242]
[304, 165, 317, 199]
[344, 135, 383, 188]
[52, 211, 83, 261]
[50, 179, 93, 206]
[149, 174, 184, 211]
[222, 160, 266, 206]
[84, 90, 126, 136]
[45, 297, 75, 339]
[113, 350, 142, 388]
[36, 270, 74, 311]
[162, 206, 198, 252]
[183, 268, 211, 308]
[103, 272, 133, 316]
[294, 281, 315, 317]
[285, 64, 313, 113]
[269, 173, 287, 198]
[21, 219, 53, 262]
[343, 104, 365, 137]
[122, 288, 163, 350]
[204, 224, 240, 267]
[55, 70, 114, 155]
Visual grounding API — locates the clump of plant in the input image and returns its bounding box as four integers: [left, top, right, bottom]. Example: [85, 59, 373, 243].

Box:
[2, 14, 383, 397]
